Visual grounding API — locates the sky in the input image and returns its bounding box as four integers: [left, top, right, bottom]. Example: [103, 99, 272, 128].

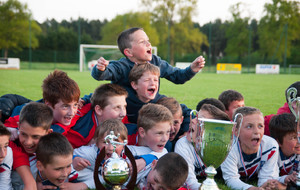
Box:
[16, 0, 273, 25]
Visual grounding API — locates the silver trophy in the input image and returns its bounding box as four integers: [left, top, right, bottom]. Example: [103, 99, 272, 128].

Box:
[190, 111, 242, 190]
[286, 87, 300, 187]
[94, 131, 137, 190]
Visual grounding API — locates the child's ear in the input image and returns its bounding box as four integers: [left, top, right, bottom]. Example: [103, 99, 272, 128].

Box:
[131, 81, 137, 90]
[138, 127, 146, 138]
[124, 48, 133, 57]
[94, 105, 103, 116]
[36, 160, 44, 172]
[233, 124, 239, 136]
[151, 159, 157, 169]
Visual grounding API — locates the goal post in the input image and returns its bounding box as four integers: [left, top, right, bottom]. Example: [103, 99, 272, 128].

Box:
[79, 44, 157, 72]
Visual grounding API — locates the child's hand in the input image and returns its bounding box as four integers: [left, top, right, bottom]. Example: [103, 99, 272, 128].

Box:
[96, 57, 109, 71]
[78, 99, 85, 110]
[261, 179, 280, 190]
[191, 55, 205, 73]
[72, 157, 91, 171]
[285, 171, 297, 184]
[7, 127, 18, 141]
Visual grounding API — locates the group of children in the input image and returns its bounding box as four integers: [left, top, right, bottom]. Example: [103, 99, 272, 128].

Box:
[0, 26, 299, 190]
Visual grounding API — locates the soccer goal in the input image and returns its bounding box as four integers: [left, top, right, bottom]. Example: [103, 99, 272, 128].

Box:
[79, 44, 157, 72]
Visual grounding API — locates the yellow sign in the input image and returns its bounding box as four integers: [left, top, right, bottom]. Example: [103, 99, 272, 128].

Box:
[216, 63, 242, 74]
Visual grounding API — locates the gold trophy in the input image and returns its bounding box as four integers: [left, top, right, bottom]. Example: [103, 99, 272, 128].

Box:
[190, 111, 242, 190]
[94, 131, 137, 190]
[286, 87, 300, 187]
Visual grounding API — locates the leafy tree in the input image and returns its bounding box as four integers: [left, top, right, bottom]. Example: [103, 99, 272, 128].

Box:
[99, 12, 159, 46]
[258, 0, 300, 63]
[223, 3, 250, 59]
[0, 0, 41, 57]
[141, 0, 207, 64]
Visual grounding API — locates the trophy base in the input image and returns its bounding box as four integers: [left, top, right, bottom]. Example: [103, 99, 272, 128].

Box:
[200, 166, 220, 190]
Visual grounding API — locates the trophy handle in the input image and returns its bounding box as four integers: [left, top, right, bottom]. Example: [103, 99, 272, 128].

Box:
[287, 87, 299, 122]
[94, 147, 107, 190]
[189, 110, 198, 143]
[124, 145, 137, 190]
[232, 113, 243, 147]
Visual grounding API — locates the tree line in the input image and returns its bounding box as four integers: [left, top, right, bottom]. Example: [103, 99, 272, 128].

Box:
[0, 0, 299, 66]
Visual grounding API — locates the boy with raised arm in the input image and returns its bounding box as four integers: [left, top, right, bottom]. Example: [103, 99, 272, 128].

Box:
[221, 106, 280, 190]
[91, 27, 205, 94]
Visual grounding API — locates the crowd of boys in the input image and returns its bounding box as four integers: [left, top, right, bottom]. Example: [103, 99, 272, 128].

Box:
[0, 27, 299, 190]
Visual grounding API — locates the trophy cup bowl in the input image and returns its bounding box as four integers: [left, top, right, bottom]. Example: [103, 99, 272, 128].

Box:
[190, 111, 242, 190]
[102, 152, 130, 189]
[93, 131, 137, 190]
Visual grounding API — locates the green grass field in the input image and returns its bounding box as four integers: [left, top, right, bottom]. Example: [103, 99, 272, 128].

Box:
[0, 69, 298, 116]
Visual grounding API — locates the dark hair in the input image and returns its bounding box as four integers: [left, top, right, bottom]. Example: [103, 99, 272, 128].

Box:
[200, 104, 230, 121]
[36, 132, 73, 165]
[0, 123, 11, 137]
[19, 102, 53, 130]
[196, 98, 225, 111]
[218, 90, 244, 110]
[42, 70, 80, 107]
[285, 81, 300, 103]
[117, 27, 143, 57]
[155, 152, 188, 189]
[137, 103, 173, 131]
[269, 113, 296, 144]
[91, 83, 128, 110]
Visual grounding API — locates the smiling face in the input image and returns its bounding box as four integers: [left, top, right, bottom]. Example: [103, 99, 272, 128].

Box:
[47, 99, 78, 126]
[37, 154, 72, 187]
[18, 121, 50, 154]
[139, 121, 171, 152]
[0, 135, 9, 163]
[96, 133, 125, 160]
[126, 29, 152, 63]
[95, 95, 127, 123]
[279, 132, 300, 156]
[131, 71, 159, 103]
[236, 113, 264, 155]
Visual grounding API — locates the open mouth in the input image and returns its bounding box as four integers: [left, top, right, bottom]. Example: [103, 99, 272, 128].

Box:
[106, 153, 112, 158]
[147, 49, 152, 54]
[147, 88, 156, 94]
[251, 137, 260, 145]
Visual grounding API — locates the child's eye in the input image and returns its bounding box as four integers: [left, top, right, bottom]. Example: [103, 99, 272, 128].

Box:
[246, 125, 252, 129]
[258, 124, 264, 128]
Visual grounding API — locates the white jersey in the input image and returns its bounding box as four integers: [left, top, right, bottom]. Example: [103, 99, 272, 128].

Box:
[126, 145, 168, 184]
[277, 149, 300, 184]
[11, 154, 37, 190]
[0, 147, 13, 190]
[73, 144, 101, 189]
[221, 135, 279, 190]
[174, 136, 205, 190]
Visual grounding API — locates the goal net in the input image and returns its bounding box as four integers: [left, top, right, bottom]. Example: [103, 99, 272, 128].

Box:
[289, 64, 300, 74]
[79, 44, 157, 72]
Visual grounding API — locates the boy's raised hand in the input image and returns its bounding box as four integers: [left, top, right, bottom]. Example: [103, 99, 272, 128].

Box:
[72, 157, 91, 171]
[191, 55, 205, 73]
[96, 57, 109, 71]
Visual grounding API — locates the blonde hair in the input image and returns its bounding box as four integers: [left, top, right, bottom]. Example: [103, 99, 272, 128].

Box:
[137, 103, 173, 131]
